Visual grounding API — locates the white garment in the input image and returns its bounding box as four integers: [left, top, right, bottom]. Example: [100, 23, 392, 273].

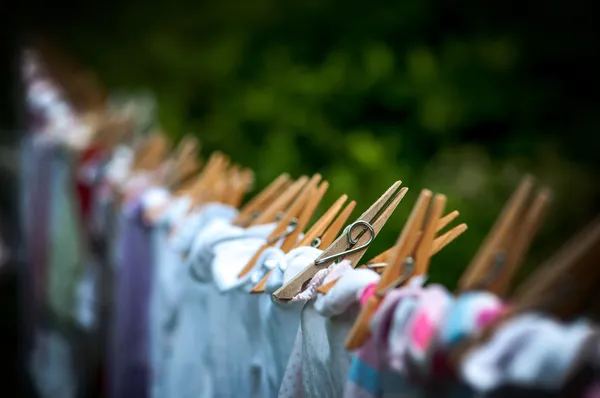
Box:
[170, 219, 275, 398]
[209, 235, 274, 398]
[258, 246, 324, 398]
[170, 203, 238, 254]
[314, 267, 380, 317]
[104, 145, 134, 187]
[279, 265, 379, 398]
[461, 313, 593, 393]
[163, 205, 241, 398]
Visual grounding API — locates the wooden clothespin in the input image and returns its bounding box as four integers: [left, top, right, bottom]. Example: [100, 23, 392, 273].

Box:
[450, 215, 600, 368]
[233, 173, 291, 227]
[86, 111, 134, 151]
[249, 187, 351, 294]
[511, 215, 600, 320]
[132, 133, 170, 172]
[215, 164, 240, 203]
[279, 181, 330, 252]
[237, 174, 323, 278]
[273, 181, 408, 301]
[165, 136, 201, 190]
[175, 152, 217, 196]
[317, 210, 465, 294]
[250, 176, 310, 226]
[345, 190, 465, 349]
[190, 152, 230, 206]
[297, 196, 357, 250]
[226, 167, 255, 208]
[457, 175, 551, 295]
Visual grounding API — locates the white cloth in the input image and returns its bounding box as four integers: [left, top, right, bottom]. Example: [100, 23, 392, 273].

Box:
[170, 203, 238, 254]
[279, 264, 379, 398]
[257, 246, 324, 398]
[164, 205, 241, 398]
[461, 313, 593, 393]
[171, 219, 275, 398]
[314, 266, 380, 317]
[208, 231, 275, 398]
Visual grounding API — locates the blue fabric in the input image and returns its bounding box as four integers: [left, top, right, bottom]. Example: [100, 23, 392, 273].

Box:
[348, 356, 380, 395]
[149, 225, 183, 398]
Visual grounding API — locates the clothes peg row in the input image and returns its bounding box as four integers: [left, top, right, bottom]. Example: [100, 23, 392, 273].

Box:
[450, 214, 600, 369]
[132, 133, 170, 172]
[457, 175, 551, 295]
[273, 181, 407, 301]
[512, 214, 600, 319]
[280, 181, 329, 252]
[237, 174, 323, 278]
[166, 136, 201, 189]
[316, 212, 466, 295]
[215, 164, 241, 203]
[345, 190, 464, 350]
[227, 168, 255, 208]
[191, 152, 230, 206]
[296, 194, 350, 248]
[233, 173, 291, 227]
[250, 195, 356, 294]
[87, 111, 134, 152]
[251, 176, 310, 226]
[443, 176, 551, 366]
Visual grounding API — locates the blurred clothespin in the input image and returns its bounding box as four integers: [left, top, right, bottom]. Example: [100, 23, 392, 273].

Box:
[457, 175, 551, 296]
[233, 173, 291, 227]
[237, 174, 323, 278]
[317, 209, 465, 294]
[273, 181, 407, 301]
[345, 190, 466, 350]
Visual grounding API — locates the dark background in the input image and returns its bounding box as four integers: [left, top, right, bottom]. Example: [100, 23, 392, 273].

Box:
[0, 0, 598, 394]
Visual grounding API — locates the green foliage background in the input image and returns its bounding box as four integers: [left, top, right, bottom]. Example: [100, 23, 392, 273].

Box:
[52, 0, 598, 288]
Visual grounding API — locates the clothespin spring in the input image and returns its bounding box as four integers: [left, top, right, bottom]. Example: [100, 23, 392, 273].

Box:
[314, 220, 375, 265]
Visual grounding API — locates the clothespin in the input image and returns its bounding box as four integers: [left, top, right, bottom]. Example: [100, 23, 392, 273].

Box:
[250, 176, 310, 226]
[249, 190, 353, 294]
[237, 174, 323, 278]
[233, 173, 291, 227]
[226, 167, 254, 208]
[273, 181, 408, 301]
[190, 152, 230, 206]
[345, 190, 465, 349]
[174, 152, 216, 195]
[316, 210, 465, 294]
[296, 196, 357, 250]
[132, 133, 170, 172]
[215, 164, 240, 203]
[445, 175, 550, 366]
[86, 111, 134, 151]
[450, 215, 600, 368]
[511, 215, 600, 319]
[457, 175, 551, 295]
[165, 136, 201, 189]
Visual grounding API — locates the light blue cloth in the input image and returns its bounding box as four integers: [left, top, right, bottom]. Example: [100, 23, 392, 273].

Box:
[163, 204, 239, 398]
[149, 224, 185, 398]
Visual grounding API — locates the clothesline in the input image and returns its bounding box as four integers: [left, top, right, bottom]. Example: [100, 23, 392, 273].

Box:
[20, 47, 600, 398]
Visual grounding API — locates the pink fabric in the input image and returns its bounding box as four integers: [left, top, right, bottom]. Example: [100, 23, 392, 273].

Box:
[476, 305, 508, 328]
[411, 312, 435, 351]
[359, 282, 377, 306]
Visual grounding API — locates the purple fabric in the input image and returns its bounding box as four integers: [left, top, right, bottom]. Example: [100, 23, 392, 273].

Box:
[26, 141, 53, 333]
[584, 381, 600, 398]
[109, 199, 153, 398]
